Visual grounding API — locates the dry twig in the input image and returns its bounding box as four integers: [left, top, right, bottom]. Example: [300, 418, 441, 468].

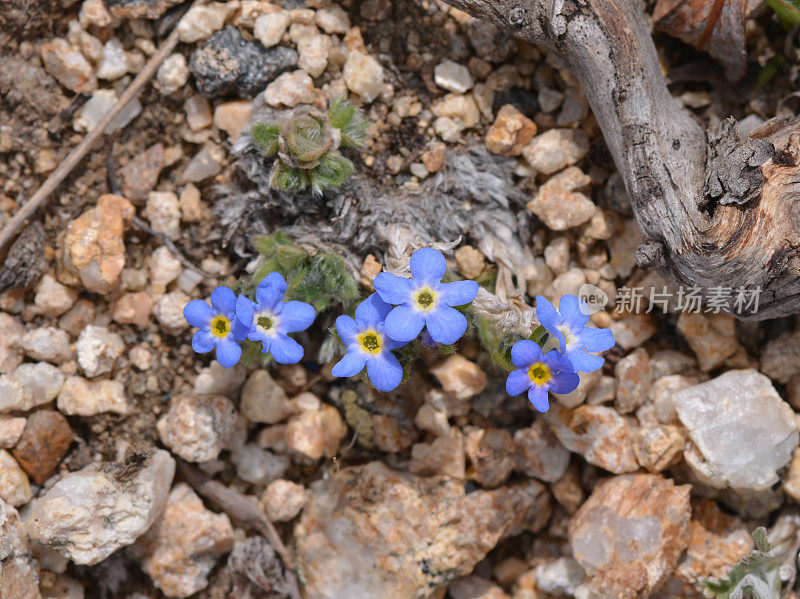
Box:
[176, 458, 301, 599]
[0, 0, 202, 254]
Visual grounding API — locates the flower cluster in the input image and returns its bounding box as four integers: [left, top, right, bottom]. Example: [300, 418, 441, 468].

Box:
[182, 245, 615, 412]
[183, 273, 315, 368]
[505, 295, 615, 413]
[331, 248, 479, 392]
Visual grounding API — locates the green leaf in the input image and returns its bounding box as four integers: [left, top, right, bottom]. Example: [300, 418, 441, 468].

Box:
[308, 153, 355, 194]
[701, 527, 782, 599]
[757, 54, 786, 89]
[251, 122, 280, 156]
[328, 96, 368, 150]
[327, 96, 356, 129]
[283, 114, 328, 164]
[767, 0, 800, 26]
[270, 161, 309, 192]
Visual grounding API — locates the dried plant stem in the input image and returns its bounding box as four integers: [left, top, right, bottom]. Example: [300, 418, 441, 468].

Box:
[0, 0, 202, 254]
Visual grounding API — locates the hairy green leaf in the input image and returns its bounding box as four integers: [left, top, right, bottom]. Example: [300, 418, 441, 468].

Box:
[251, 122, 280, 156]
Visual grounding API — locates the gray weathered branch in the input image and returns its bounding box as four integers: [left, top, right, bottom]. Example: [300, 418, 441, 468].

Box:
[442, 0, 800, 319]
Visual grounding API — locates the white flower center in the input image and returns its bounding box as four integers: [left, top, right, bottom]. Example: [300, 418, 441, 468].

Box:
[254, 310, 280, 337]
[558, 324, 579, 350]
[413, 286, 438, 313]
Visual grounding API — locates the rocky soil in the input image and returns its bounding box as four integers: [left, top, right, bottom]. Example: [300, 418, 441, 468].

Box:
[2, 0, 800, 598]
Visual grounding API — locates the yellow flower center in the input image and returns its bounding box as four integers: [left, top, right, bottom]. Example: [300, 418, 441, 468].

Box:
[527, 362, 552, 386]
[255, 311, 279, 335]
[210, 315, 231, 338]
[413, 286, 438, 312]
[358, 329, 383, 355]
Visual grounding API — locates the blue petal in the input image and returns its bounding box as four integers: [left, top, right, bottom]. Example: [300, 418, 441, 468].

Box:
[256, 272, 288, 309]
[373, 273, 413, 305]
[559, 295, 590, 329]
[192, 329, 215, 353]
[535, 295, 561, 331]
[384, 306, 426, 342]
[210, 287, 237, 318]
[231, 316, 249, 342]
[235, 295, 257, 330]
[383, 335, 410, 351]
[511, 340, 542, 369]
[270, 334, 304, 364]
[566, 349, 605, 373]
[184, 299, 212, 328]
[579, 327, 616, 352]
[250, 332, 272, 354]
[354, 293, 392, 328]
[506, 369, 531, 396]
[439, 280, 479, 307]
[335, 315, 359, 346]
[215, 336, 242, 368]
[409, 247, 447, 284]
[425, 306, 467, 345]
[549, 370, 580, 394]
[528, 386, 551, 413]
[280, 301, 315, 333]
[366, 352, 403, 392]
[543, 350, 575, 374]
[331, 350, 367, 378]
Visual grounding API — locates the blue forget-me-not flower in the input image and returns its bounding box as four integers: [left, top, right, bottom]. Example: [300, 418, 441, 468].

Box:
[535, 295, 615, 373]
[235, 272, 316, 364]
[506, 340, 580, 412]
[373, 247, 478, 345]
[184, 287, 248, 368]
[331, 293, 407, 392]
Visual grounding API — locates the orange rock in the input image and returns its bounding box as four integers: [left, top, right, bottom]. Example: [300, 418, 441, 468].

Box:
[12, 410, 73, 485]
[60, 194, 135, 295]
[485, 104, 537, 156]
[359, 254, 382, 290]
[569, 473, 691, 598]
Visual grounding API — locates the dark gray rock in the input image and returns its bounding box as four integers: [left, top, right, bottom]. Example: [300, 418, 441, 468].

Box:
[189, 26, 298, 99]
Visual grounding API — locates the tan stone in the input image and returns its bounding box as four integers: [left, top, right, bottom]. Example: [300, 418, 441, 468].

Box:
[464, 427, 515, 488]
[676, 312, 740, 372]
[569, 474, 691, 598]
[60, 194, 135, 294]
[673, 499, 752, 588]
[409, 429, 465, 479]
[0, 450, 31, 507]
[261, 479, 308, 522]
[513, 419, 570, 483]
[295, 462, 550, 598]
[633, 424, 685, 473]
[112, 292, 154, 328]
[157, 395, 243, 463]
[360, 254, 383, 290]
[485, 104, 537, 156]
[527, 167, 596, 231]
[545, 405, 639, 474]
[454, 245, 485, 280]
[430, 355, 487, 401]
[213, 100, 253, 139]
[421, 142, 447, 173]
[285, 403, 347, 460]
[133, 483, 234, 598]
[0, 314, 24, 374]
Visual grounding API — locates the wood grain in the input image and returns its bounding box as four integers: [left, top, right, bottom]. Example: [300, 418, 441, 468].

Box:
[440, 0, 800, 319]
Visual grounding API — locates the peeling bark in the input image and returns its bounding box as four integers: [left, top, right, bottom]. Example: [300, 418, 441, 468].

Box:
[441, 0, 800, 319]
